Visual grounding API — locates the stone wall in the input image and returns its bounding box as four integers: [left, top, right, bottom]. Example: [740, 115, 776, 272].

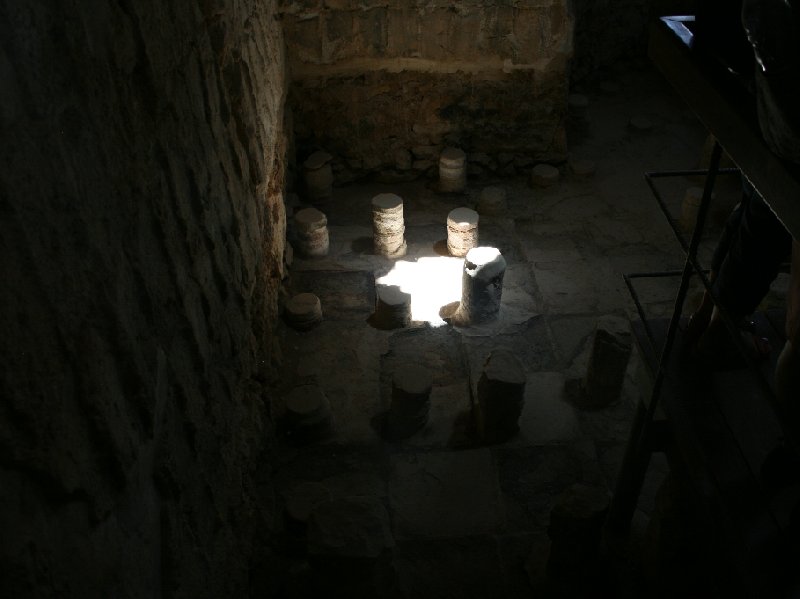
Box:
[0, 1, 286, 597]
[279, 0, 574, 183]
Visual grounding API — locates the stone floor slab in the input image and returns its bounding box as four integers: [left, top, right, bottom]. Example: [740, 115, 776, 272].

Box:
[511, 371, 581, 447]
[534, 258, 627, 314]
[393, 536, 506, 599]
[389, 449, 503, 539]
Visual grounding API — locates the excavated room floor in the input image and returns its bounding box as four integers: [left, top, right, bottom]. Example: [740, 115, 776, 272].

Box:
[256, 62, 791, 598]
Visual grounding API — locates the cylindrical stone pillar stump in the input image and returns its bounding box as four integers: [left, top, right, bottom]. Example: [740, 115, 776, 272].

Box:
[372, 285, 411, 330]
[477, 186, 507, 216]
[385, 365, 432, 440]
[284, 384, 333, 442]
[581, 315, 632, 408]
[459, 246, 506, 324]
[283, 481, 332, 533]
[295, 207, 329, 257]
[371, 193, 407, 258]
[477, 349, 526, 443]
[531, 163, 560, 188]
[304, 151, 333, 201]
[447, 207, 479, 257]
[570, 159, 596, 178]
[285, 292, 323, 331]
[567, 93, 589, 118]
[439, 147, 467, 193]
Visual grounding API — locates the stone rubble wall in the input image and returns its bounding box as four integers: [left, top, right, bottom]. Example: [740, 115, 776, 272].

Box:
[0, 1, 286, 597]
[279, 0, 574, 182]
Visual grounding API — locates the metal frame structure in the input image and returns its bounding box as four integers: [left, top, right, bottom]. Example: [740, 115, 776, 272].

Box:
[606, 144, 792, 531]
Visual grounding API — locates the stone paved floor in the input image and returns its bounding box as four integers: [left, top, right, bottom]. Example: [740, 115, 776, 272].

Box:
[258, 63, 791, 598]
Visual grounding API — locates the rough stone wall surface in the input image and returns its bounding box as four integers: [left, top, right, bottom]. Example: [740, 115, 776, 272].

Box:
[279, 0, 573, 182]
[0, 1, 286, 597]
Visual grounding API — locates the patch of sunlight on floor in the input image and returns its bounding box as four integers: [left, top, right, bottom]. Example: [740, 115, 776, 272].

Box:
[376, 256, 464, 326]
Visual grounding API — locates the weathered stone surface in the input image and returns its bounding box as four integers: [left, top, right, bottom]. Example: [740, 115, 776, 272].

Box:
[295, 207, 330, 256]
[285, 293, 323, 330]
[308, 497, 395, 559]
[477, 349, 527, 443]
[372, 193, 407, 258]
[303, 151, 334, 200]
[389, 449, 502, 539]
[439, 147, 467, 193]
[461, 247, 506, 323]
[445, 246, 507, 326]
[282, 2, 572, 177]
[386, 364, 433, 439]
[306, 496, 396, 593]
[285, 384, 333, 441]
[305, 150, 333, 170]
[570, 158, 596, 178]
[516, 372, 581, 445]
[531, 163, 560, 187]
[372, 285, 412, 330]
[0, 1, 287, 597]
[580, 316, 632, 408]
[446, 207, 480, 257]
[477, 186, 508, 216]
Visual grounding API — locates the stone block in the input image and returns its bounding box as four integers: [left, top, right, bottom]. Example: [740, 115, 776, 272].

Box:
[476, 186, 508, 216]
[307, 496, 395, 593]
[308, 496, 394, 559]
[389, 450, 502, 539]
[580, 315, 632, 408]
[387, 8, 420, 57]
[516, 372, 581, 445]
[476, 348, 526, 443]
[284, 16, 322, 64]
[530, 163, 560, 187]
[417, 9, 454, 61]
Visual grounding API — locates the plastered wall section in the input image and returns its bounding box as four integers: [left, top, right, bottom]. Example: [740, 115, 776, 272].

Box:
[279, 0, 574, 181]
[0, 1, 286, 597]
